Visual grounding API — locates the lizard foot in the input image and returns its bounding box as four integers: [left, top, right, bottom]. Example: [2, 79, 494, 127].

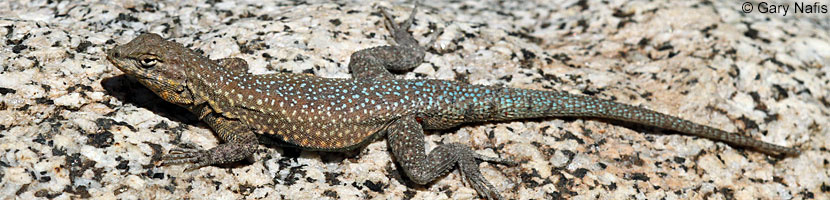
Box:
[160, 141, 257, 171]
[160, 146, 213, 171]
[378, 1, 426, 53]
[458, 150, 506, 200]
[379, 2, 417, 38]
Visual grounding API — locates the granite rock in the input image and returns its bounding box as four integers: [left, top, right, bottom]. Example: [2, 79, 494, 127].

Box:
[0, 0, 828, 199]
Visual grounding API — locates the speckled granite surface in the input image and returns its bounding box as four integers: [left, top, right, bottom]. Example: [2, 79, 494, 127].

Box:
[1, 0, 828, 199]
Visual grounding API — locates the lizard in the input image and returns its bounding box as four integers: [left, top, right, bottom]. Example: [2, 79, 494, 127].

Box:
[106, 3, 800, 200]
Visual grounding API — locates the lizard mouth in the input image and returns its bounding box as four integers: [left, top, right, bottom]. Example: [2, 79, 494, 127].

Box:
[106, 49, 150, 80]
[107, 58, 138, 75]
[106, 46, 140, 76]
[108, 58, 159, 84]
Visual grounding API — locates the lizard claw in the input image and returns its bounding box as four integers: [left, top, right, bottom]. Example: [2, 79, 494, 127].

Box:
[424, 27, 443, 49]
[459, 154, 506, 200]
[379, 7, 400, 34]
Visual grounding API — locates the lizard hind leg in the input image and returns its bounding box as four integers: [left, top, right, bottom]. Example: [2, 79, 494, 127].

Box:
[387, 117, 514, 200]
[348, 3, 426, 79]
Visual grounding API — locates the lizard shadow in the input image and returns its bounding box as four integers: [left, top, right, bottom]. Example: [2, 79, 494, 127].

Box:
[101, 74, 200, 125]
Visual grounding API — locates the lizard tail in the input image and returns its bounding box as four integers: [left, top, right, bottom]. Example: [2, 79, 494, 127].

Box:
[470, 87, 800, 156]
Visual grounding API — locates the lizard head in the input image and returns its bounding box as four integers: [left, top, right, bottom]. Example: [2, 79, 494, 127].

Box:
[107, 33, 195, 105]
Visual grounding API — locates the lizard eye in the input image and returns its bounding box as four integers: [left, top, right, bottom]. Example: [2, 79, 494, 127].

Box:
[139, 57, 158, 68]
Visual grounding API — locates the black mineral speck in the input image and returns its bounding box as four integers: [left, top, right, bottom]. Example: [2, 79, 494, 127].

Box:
[152, 172, 165, 179]
[673, 156, 685, 164]
[66, 153, 96, 183]
[607, 182, 617, 190]
[12, 44, 27, 53]
[32, 134, 48, 145]
[153, 121, 169, 130]
[64, 185, 91, 198]
[325, 172, 342, 185]
[324, 190, 338, 198]
[560, 131, 585, 144]
[34, 189, 60, 198]
[363, 180, 385, 192]
[76, 41, 92, 53]
[116, 13, 139, 22]
[87, 131, 114, 148]
[520, 171, 540, 187]
[95, 118, 135, 132]
[114, 185, 130, 196]
[51, 147, 65, 156]
[800, 190, 814, 198]
[329, 19, 341, 26]
[0, 87, 16, 95]
[573, 168, 589, 178]
[629, 173, 649, 181]
[116, 160, 129, 170]
[282, 165, 307, 186]
[302, 68, 314, 74]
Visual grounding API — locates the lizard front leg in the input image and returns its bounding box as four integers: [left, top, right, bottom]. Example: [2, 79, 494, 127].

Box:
[348, 3, 426, 80]
[387, 117, 515, 200]
[161, 113, 258, 170]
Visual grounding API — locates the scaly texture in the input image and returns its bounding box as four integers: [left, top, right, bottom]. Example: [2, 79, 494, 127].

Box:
[105, 4, 799, 200]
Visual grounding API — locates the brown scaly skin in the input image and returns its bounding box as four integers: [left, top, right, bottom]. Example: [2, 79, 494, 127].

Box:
[106, 4, 799, 200]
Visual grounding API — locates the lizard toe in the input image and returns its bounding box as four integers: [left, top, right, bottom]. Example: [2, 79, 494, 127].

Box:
[160, 147, 209, 167]
[183, 161, 212, 172]
[379, 3, 418, 36]
[474, 154, 518, 167]
[169, 147, 201, 154]
[459, 156, 504, 200]
[379, 7, 400, 33]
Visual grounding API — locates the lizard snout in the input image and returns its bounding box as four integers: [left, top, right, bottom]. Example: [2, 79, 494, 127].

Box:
[107, 46, 122, 60]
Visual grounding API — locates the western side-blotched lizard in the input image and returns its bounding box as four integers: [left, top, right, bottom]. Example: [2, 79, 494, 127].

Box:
[106, 4, 799, 200]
